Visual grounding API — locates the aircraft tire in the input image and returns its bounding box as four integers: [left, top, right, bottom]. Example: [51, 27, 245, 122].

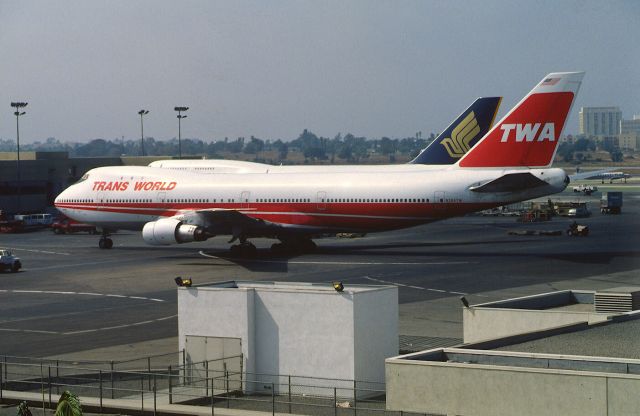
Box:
[99, 238, 114, 249]
[299, 239, 317, 253]
[270, 243, 285, 255]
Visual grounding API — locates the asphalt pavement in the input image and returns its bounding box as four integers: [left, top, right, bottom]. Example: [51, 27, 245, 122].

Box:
[1, 185, 638, 358]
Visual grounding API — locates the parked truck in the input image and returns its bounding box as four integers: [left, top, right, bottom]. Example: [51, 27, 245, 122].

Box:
[600, 192, 623, 214]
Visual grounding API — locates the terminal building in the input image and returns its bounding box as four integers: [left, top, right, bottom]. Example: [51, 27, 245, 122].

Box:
[0, 151, 163, 214]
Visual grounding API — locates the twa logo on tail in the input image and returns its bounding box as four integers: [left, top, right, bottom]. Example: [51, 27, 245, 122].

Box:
[459, 72, 584, 168]
[500, 123, 555, 142]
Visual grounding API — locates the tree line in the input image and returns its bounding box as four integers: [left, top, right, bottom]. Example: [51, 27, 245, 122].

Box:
[0, 129, 435, 163]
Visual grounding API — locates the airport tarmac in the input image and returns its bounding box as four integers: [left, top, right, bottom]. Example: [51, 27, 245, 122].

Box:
[0, 184, 639, 358]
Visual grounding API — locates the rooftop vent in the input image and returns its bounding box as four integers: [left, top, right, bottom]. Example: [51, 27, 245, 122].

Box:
[594, 287, 640, 313]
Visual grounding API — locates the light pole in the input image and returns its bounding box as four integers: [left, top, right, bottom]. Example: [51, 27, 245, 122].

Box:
[11, 102, 27, 214]
[138, 109, 149, 156]
[174, 106, 189, 159]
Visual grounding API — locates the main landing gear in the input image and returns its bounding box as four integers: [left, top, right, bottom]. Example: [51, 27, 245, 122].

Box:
[228, 238, 317, 258]
[230, 241, 257, 258]
[98, 230, 113, 249]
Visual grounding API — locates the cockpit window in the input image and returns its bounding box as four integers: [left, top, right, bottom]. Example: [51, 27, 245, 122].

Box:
[75, 173, 89, 184]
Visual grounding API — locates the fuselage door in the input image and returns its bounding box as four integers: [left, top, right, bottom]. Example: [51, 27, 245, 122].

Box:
[434, 191, 445, 203]
[317, 191, 327, 211]
[157, 192, 166, 204]
[96, 192, 105, 210]
[240, 191, 250, 209]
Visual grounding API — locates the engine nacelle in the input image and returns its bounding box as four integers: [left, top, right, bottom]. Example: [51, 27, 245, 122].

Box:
[142, 218, 207, 245]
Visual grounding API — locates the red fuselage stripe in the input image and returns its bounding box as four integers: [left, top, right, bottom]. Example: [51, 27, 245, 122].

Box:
[55, 201, 501, 229]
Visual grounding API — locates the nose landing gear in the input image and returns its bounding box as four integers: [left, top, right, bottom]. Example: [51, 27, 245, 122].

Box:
[98, 230, 113, 249]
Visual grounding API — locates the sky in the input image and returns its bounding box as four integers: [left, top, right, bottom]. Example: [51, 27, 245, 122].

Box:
[0, 0, 638, 144]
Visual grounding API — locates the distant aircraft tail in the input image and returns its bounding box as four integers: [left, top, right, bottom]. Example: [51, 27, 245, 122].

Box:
[458, 72, 584, 168]
[410, 97, 501, 164]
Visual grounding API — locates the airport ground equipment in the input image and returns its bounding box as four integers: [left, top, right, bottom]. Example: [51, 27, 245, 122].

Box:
[554, 201, 589, 217]
[0, 210, 24, 233]
[567, 204, 591, 218]
[51, 217, 97, 234]
[572, 184, 597, 195]
[567, 222, 589, 237]
[13, 213, 53, 227]
[518, 201, 555, 222]
[600, 191, 623, 214]
[0, 249, 21, 272]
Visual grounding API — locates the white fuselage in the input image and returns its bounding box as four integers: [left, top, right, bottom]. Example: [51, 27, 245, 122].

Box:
[55, 165, 568, 234]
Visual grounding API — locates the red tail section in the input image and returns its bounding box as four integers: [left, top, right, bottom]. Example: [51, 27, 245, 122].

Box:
[458, 72, 584, 168]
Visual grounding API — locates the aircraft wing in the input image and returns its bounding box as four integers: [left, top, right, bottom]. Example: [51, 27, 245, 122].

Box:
[190, 208, 281, 242]
[469, 172, 549, 193]
[194, 208, 261, 224]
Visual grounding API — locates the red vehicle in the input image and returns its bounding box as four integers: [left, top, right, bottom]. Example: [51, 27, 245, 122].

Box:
[52, 217, 97, 234]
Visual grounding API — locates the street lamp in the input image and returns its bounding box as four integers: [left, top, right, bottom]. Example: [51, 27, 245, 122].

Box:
[10, 101, 27, 214]
[138, 109, 149, 156]
[174, 106, 189, 159]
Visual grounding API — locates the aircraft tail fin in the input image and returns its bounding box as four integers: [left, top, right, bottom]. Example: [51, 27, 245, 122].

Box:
[410, 97, 501, 164]
[458, 72, 584, 168]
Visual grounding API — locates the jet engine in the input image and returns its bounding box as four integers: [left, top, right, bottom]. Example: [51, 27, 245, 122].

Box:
[142, 218, 207, 245]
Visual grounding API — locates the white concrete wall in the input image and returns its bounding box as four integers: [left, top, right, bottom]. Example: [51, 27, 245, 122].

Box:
[178, 287, 256, 374]
[252, 289, 356, 381]
[353, 288, 398, 385]
[386, 358, 640, 416]
[463, 307, 610, 343]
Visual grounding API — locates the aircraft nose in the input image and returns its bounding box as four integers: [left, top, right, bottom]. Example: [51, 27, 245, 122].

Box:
[54, 189, 68, 209]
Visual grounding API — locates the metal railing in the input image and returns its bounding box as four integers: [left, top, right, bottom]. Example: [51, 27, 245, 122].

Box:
[0, 357, 430, 415]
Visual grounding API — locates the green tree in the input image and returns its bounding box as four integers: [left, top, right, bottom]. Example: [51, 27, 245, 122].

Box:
[609, 149, 623, 162]
[244, 136, 265, 154]
[55, 391, 83, 416]
[16, 401, 32, 416]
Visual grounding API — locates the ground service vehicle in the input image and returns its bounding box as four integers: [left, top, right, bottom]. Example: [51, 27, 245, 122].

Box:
[567, 222, 589, 237]
[0, 210, 24, 233]
[0, 249, 21, 272]
[52, 218, 97, 234]
[13, 213, 53, 227]
[572, 184, 597, 195]
[601, 192, 623, 214]
[567, 205, 591, 218]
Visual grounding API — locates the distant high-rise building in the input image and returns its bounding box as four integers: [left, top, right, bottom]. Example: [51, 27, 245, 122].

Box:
[620, 117, 640, 135]
[619, 132, 639, 150]
[579, 107, 622, 136]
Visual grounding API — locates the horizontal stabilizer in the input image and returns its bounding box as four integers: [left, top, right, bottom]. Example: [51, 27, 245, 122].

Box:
[469, 172, 549, 193]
